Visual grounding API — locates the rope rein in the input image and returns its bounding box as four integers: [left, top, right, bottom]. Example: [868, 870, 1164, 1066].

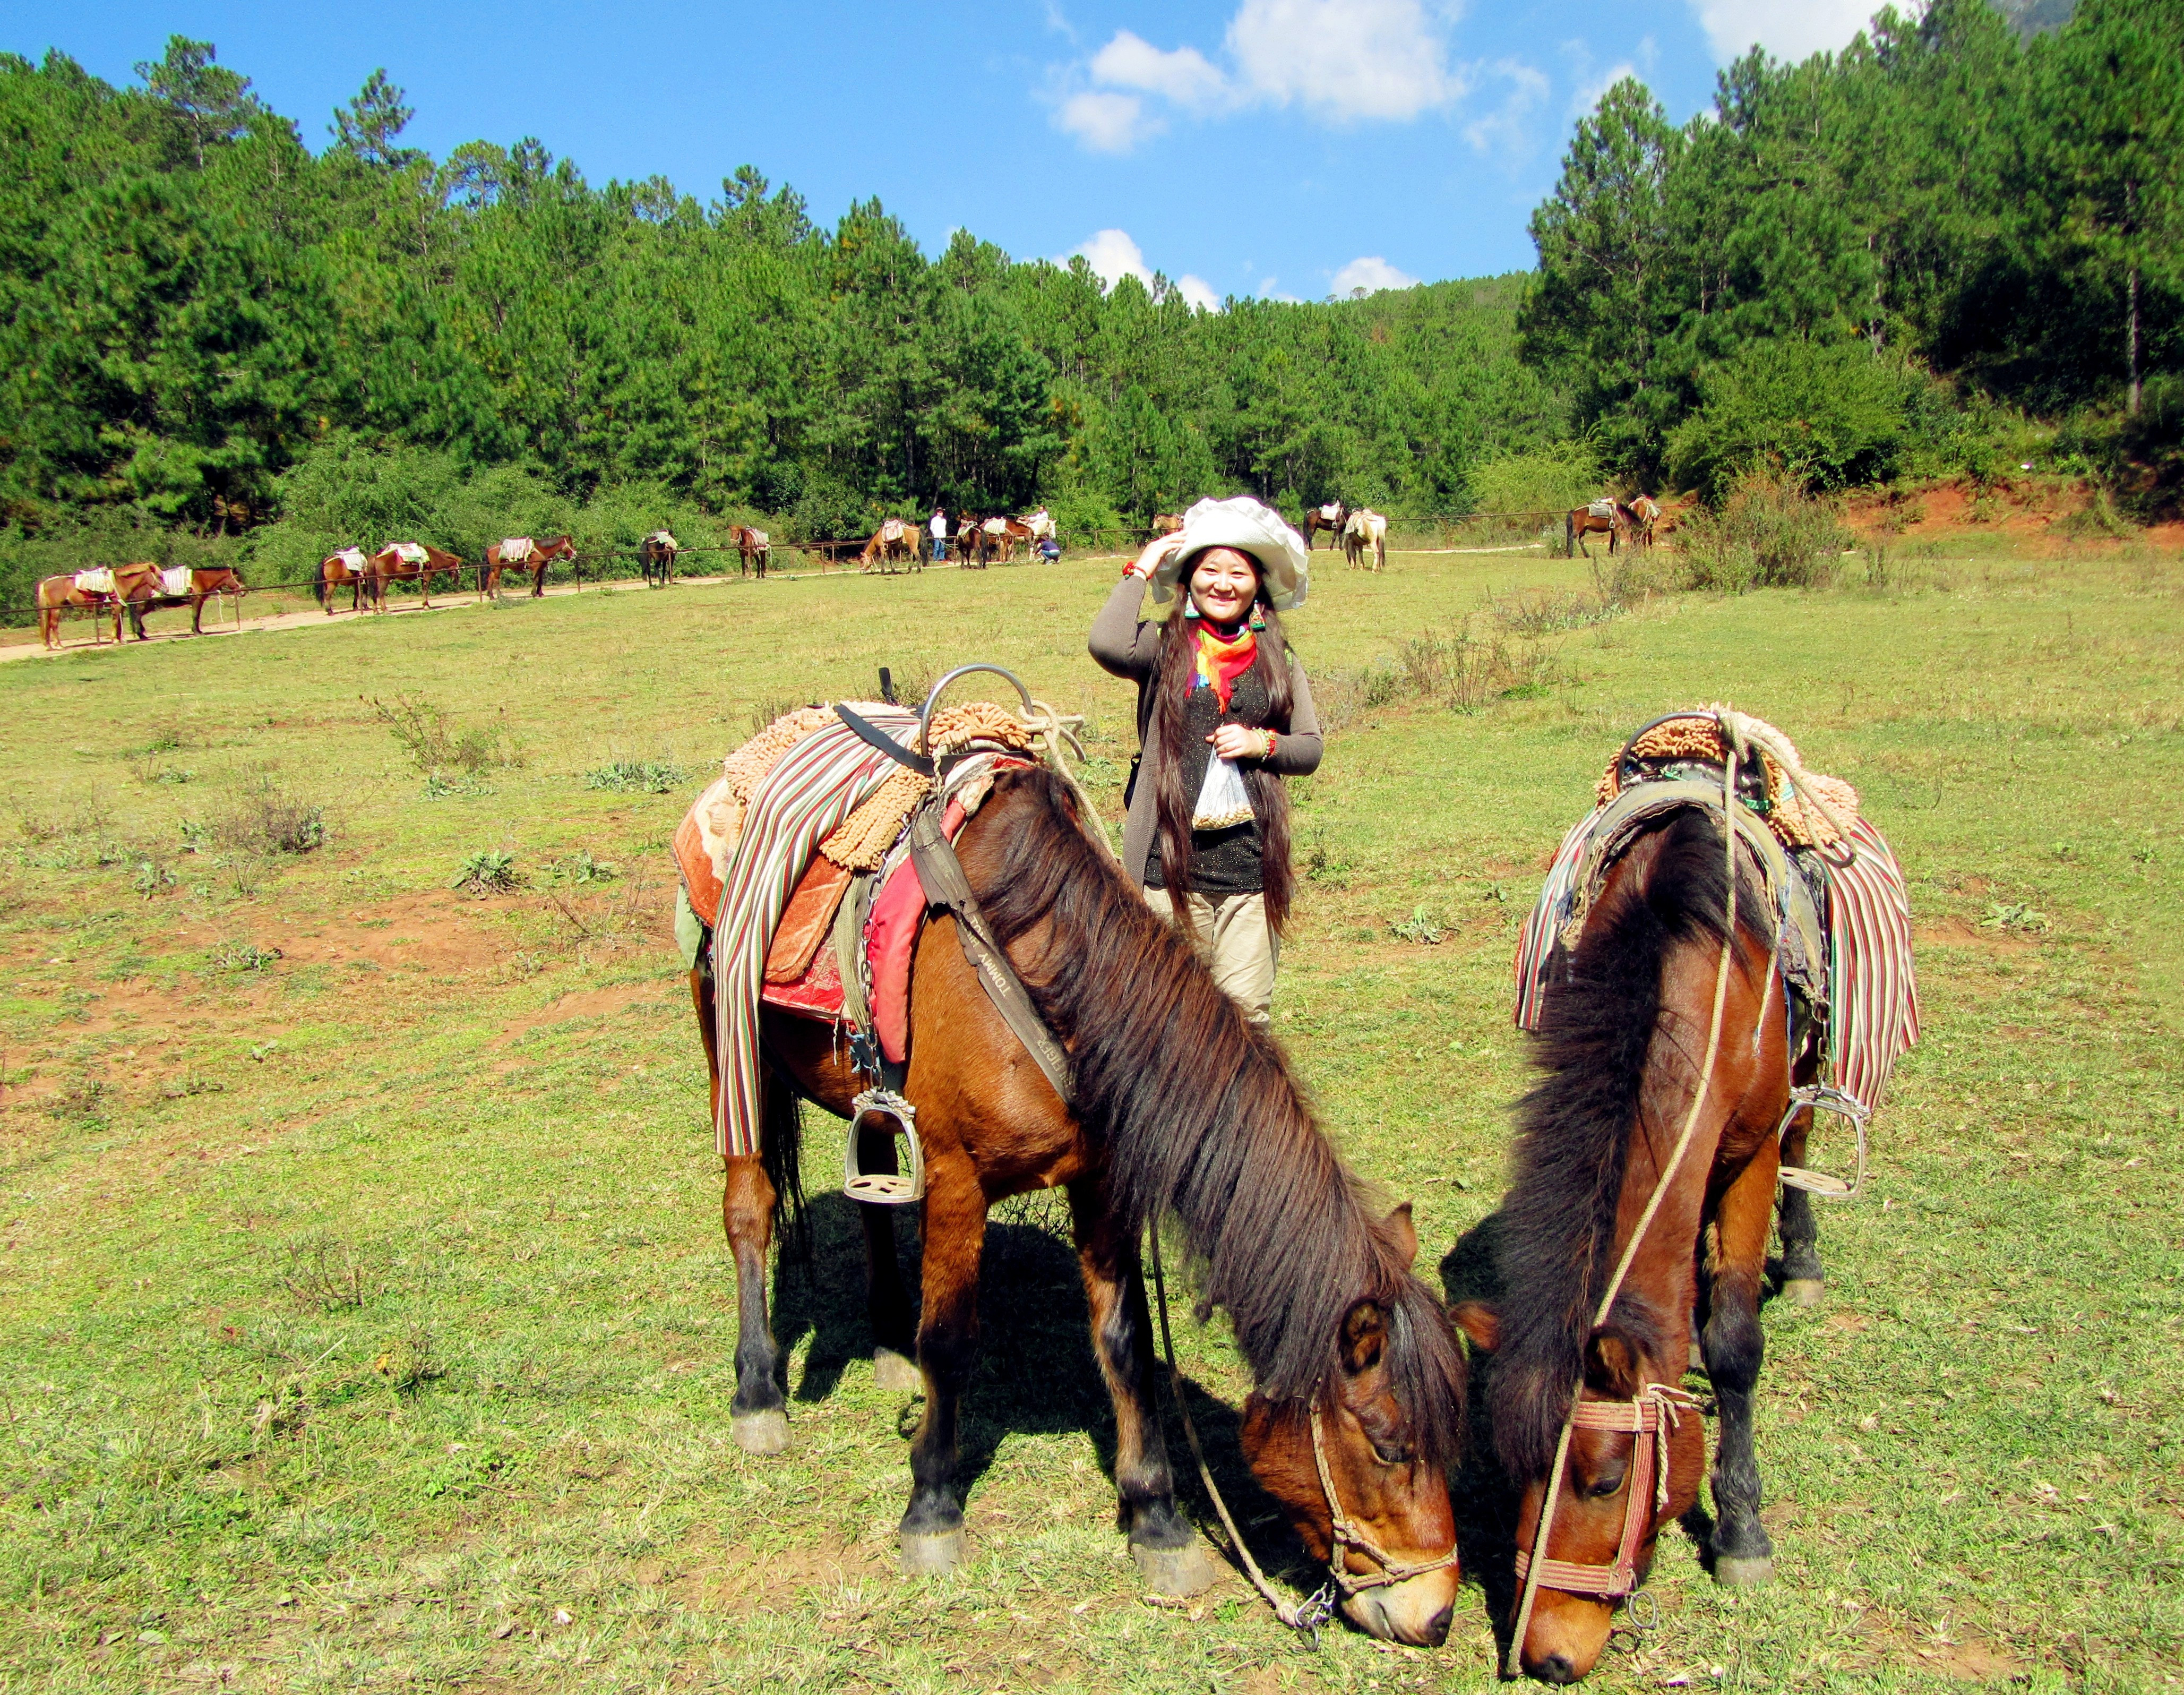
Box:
[1147, 1230, 1337, 1640]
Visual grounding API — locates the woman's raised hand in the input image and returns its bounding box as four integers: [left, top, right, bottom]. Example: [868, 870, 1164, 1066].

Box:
[1125, 535, 1177, 580]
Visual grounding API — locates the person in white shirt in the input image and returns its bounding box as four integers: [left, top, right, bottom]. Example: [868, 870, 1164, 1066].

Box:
[928, 509, 948, 564]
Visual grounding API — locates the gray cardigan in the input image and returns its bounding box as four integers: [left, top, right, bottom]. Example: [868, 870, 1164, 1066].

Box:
[1088, 576, 1323, 886]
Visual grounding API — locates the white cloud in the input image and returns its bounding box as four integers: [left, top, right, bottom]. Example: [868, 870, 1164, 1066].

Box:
[1177, 273, 1223, 312]
[1090, 30, 1231, 105]
[1063, 230, 1222, 311]
[1056, 0, 1470, 154]
[1464, 58, 1550, 155]
[1569, 59, 1638, 119]
[1329, 255, 1420, 297]
[1689, 0, 1876, 63]
[1227, 0, 1464, 121]
[1055, 90, 1149, 152]
[1070, 228, 1157, 290]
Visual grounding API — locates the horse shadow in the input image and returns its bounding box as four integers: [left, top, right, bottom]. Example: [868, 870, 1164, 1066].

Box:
[766, 1191, 1297, 1560]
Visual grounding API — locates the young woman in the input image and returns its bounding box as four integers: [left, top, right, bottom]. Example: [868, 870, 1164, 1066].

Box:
[1089, 496, 1320, 1024]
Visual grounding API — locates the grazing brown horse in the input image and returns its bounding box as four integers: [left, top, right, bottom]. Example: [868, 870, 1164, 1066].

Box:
[1301, 502, 1349, 551]
[479, 535, 574, 600]
[1459, 806, 1825, 1682]
[35, 572, 122, 649]
[730, 525, 771, 578]
[1624, 496, 1661, 550]
[314, 548, 373, 614]
[860, 520, 919, 574]
[113, 561, 247, 638]
[638, 532, 680, 588]
[1563, 504, 1628, 560]
[691, 767, 1467, 1643]
[368, 542, 466, 609]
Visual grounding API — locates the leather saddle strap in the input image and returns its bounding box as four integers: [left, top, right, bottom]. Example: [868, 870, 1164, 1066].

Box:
[835, 703, 935, 778]
[906, 804, 1074, 1106]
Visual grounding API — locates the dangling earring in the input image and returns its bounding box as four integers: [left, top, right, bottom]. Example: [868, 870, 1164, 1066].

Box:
[1250, 604, 1266, 632]
[1182, 601, 1200, 620]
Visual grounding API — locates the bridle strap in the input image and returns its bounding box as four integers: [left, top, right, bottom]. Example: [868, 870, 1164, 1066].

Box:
[1147, 1231, 1454, 1640]
[1509, 1384, 1698, 1598]
[1307, 1400, 1461, 1595]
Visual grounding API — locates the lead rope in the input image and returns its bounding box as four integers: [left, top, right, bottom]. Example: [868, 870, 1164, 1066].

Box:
[1504, 718, 1747, 1677]
[1019, 699, 1122, 869]
[1148, 1229, 1338, 1641]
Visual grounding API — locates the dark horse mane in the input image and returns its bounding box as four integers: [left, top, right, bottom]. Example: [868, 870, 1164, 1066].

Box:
[1487, 807, 1774, 1478]
[975, 765, 1464, 1471]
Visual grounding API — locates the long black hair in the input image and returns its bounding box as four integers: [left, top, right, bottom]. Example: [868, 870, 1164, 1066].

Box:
[1149, 554, 1297, 931]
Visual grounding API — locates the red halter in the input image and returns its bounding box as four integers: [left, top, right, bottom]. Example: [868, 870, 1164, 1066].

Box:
[1512, 1382, 1699, 1598]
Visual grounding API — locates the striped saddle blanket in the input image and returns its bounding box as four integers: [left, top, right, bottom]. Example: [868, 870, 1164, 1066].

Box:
[669, 705, 1037, 1159]
[500, 537, 535, 562]
[1514, 769, 1919, 1124]
[73, 569, 116, 595]
[161, 567, 191, 596]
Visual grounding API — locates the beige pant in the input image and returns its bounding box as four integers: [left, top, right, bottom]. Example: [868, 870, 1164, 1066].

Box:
[1142, 888, 1279, 1026]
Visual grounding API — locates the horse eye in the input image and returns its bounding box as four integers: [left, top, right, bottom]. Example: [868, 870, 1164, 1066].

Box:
[1580, 1467, 1628, 1500]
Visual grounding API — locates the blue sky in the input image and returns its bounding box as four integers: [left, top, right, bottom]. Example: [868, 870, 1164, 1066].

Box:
[8, 1, 1883, 302]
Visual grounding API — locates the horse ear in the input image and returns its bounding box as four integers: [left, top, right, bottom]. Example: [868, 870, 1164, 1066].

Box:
[1583, 1325, 1645, 1398]
[1382, 1202, 1417, 1270]
[1451, 1300, 1499, 1353]
[1340, 1299, 1388, 1375]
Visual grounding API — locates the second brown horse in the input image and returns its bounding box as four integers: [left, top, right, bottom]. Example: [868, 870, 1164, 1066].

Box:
[691, 766, 1467, 1644]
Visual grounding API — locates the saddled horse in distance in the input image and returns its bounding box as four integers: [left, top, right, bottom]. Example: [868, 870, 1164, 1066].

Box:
[368, 542, 466, 609]
[1625, 496, 1662, 550]
[112, 560, 247, 638]
[1457, 806, 1836, 1682]
[691, 766, 1468, 1644]
[860, 520, 920, 575]
[730, 525, 771, 578]
[35, 572, 122, 649]
[1302, 501, 1350, 551]
[1343, 509, 1388, 572]
[314, 548, 374, 614]
[638, 532, 680, 588]
[1149, 513, 1184, 543]
[1563, 504, 1628, 560]
[480, 535, 575, 600]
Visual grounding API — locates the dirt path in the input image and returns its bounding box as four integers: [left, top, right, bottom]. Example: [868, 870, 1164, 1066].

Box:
[0, 554, 1141, 663]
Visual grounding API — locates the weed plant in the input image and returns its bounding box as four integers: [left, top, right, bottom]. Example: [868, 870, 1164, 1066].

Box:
[1677, 475, 1854, 592]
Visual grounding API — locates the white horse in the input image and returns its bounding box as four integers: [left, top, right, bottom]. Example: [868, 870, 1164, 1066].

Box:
[1343, 508, 1388, 572]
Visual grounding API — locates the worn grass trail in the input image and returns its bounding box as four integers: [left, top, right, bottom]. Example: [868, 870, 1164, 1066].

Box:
[1, 545, 2178, 1692]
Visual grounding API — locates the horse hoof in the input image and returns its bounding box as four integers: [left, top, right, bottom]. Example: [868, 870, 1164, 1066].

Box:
[898, 1528, 967, 1577]
[1133, 1538, 1218, 1597]
[1714, 1555, 1774, 1588]
[1783, 1278, 1826, 1308]
[730, 1409, 789, 1456]
[873, 1348, 921, 1394]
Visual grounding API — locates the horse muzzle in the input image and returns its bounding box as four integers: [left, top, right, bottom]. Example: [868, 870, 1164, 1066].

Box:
[1342, 1569, 1458, 1647]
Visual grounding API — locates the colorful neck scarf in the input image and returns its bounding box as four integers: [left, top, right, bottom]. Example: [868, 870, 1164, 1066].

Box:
[1192, 623, 1258, 710]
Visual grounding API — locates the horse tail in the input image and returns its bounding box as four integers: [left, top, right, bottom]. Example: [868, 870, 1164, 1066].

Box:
[311, 564, 327, 607]
[758, 1064, 807, 1262]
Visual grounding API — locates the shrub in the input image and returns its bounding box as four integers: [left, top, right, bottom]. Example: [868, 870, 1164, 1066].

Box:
[1666, 339, 1921, 502]
[374, 694, 521, 777]
[1675, 476, 1852, 593]
[452, 849, 520, 894]
[209, 776, 326, 855]
[1467, 442, 1601, 518]
[584, 759, 689, 794]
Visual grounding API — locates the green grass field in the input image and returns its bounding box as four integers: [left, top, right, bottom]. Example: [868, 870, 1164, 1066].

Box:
[2, 539, 2179, 1693]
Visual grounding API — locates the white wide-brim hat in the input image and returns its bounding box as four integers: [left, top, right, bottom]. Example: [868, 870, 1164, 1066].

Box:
[1150, 496, 1310, 613]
